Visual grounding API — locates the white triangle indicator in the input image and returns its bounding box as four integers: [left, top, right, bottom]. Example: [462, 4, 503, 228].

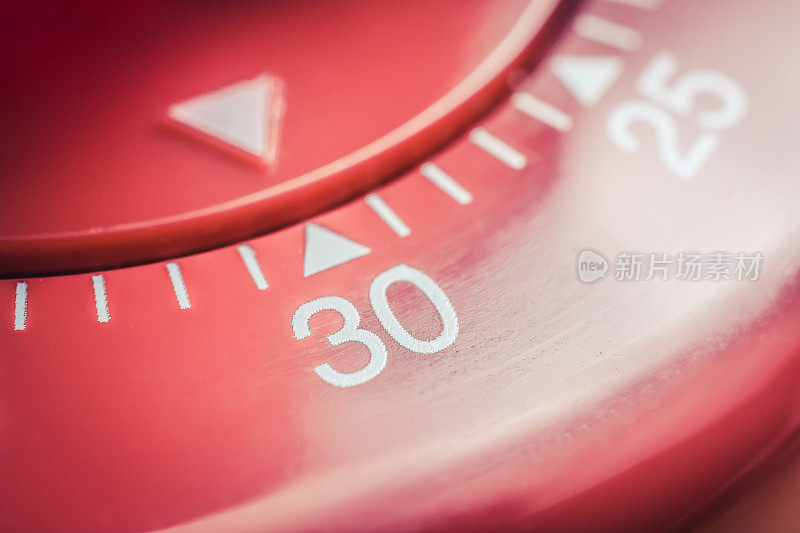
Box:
[550, 55, 622, 107]
[303, 223, 371, 277]
[169, 75, 273, 160]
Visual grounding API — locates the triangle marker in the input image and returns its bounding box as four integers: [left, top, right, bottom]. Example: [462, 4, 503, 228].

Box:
[303, 223, 371, 277]
[549, 55, 623, 107]
[169, 74, 279, 163]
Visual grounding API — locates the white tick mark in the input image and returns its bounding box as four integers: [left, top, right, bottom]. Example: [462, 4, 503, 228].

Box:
[574, 14, 641, 51]
[92, 274, 110, 323]
[512, 92, 573, 131]
[237, 244, 269, 290]
[365, 194, 411, 237]
[14, 281, 27, 331]
[419, 163, 473, 205]
[166, 262, 191, 309]
[604, 0, 661, 10]
[469, 128, 527, 170]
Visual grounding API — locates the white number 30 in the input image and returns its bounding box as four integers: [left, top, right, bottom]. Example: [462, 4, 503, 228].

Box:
[292, 264, 459, 387]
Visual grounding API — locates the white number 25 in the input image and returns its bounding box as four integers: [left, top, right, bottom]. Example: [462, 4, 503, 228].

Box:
[607, 52, 747, 181]
[292, 264, 459, 387]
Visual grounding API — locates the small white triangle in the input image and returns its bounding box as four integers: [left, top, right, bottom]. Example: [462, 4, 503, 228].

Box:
[169, 75, 272, 158]
[303, 223, 371, 277]
[550, 55, 622, 107]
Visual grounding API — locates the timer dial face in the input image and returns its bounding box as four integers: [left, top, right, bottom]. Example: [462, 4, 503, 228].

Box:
[3, 1, 800, 532]
[0, 0, 567, 275]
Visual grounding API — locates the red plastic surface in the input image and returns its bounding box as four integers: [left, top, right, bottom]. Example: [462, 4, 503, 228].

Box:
[2, 1, 800, 532]
[0, 0, 570, 276]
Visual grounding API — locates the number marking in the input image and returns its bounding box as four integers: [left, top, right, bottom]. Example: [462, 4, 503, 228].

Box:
[237, 244, 269, 290]
[420, 163, 473, 205]
[166, 262, 191, 309]
[607, 101, 721, 180]
[607, 52, 747, 181]
[369, 265, 458, 354]
[574, 14, 641, 51]
[365, 193, 411, 237]
[14, 281, 27, 331]
[292, 296, 387, 388]
[292, 265, 459, 387]
[636, 52, 747, 131]
[92, 274, 110, 323]
[512, 92, 573, 131]
[469, 128, 527, 169]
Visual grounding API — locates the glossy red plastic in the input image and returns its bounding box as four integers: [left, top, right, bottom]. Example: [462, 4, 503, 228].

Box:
[0, 0, 571, 276]
[2, 1, 800, 532]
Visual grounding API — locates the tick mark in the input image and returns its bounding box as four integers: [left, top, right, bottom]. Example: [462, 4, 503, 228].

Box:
[237, 244, 269, 290]
[92, 274, 110, 323]
[512, 92, 573, 131]
[469, 128, 527, 170]
[420, 163, 473, 205]
[365, 194, 411, 237]
[166, 262, 191, 309]
[604, 0, 661, 10]
[14, 281, 27, 331]
[574, 14, 641, 51]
